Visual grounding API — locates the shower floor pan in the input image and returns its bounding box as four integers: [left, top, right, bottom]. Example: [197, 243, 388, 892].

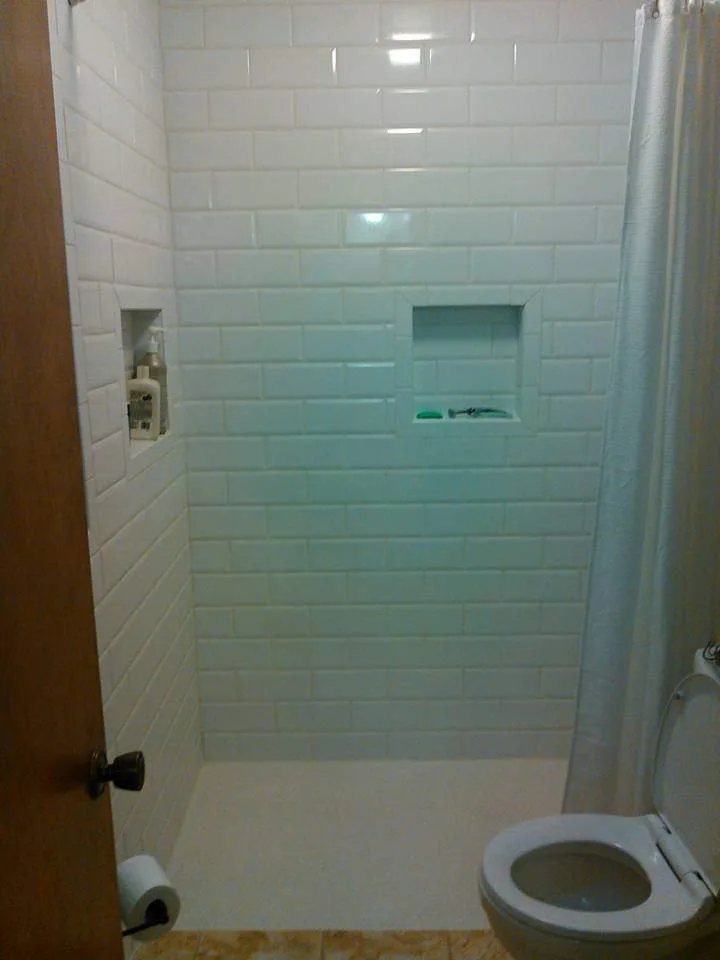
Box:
[169, 759, 566, 931]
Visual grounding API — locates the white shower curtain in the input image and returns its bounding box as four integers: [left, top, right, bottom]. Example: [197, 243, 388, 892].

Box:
[563, 0, 720, 815]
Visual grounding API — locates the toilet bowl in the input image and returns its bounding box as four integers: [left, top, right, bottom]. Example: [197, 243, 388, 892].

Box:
[479, 654, 720, 960]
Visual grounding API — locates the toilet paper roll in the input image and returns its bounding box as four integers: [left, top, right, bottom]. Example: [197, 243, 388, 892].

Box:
[117, 854, 180, 942]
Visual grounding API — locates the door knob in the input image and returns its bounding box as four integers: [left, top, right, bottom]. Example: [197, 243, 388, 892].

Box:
[88, 749, 145, 799]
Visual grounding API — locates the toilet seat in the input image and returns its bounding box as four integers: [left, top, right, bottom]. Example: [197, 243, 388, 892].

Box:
[481, 813, 715, 942]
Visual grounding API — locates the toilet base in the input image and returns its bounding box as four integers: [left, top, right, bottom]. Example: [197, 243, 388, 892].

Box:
[482, 894, 720, 960]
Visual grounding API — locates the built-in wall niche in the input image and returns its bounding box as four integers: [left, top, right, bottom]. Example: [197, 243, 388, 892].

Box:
[394, 290, 541, 436]
[413, 304, 521, 419]
[121, 307, 169, 454]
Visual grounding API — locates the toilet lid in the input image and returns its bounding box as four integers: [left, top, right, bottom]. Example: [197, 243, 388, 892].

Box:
[652, 673, 720, 894]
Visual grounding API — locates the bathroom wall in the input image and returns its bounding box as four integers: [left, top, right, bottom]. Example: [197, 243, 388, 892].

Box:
[161, 0, 638, 761]
[46, 0, 201, 864]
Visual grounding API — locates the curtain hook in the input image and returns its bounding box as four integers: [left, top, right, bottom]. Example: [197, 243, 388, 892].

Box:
[651, 0, 660, 17]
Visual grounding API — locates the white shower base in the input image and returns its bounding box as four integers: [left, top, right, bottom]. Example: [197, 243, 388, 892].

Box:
[169, 759, 567, 931]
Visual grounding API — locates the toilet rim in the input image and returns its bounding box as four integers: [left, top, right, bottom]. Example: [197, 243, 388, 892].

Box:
[480, 815, 714, 943]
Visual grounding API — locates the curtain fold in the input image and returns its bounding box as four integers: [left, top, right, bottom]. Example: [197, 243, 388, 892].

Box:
[563, 0, 720, 815]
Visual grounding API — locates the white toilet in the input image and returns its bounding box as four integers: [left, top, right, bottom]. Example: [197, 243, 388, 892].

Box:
[480, 651, 720, 960]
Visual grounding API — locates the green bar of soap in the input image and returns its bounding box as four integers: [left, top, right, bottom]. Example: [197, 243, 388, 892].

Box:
[416, 410, 444, 420]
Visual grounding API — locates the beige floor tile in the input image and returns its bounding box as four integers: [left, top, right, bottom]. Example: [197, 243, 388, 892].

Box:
[136, 931, 201, 959]
[197, 931, 322, 960]
[448, 931, 511, 960]
[322, 931, 449, 960]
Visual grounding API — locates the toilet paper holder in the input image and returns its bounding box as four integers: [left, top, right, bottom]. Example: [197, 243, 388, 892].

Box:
[122, 899, 169, 938]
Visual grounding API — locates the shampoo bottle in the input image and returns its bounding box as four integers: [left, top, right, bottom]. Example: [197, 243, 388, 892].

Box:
[137, 327, 168, 434]
[128, 367, 161, 441]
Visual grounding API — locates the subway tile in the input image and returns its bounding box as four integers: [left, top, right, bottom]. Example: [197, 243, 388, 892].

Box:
[183, 364, 261, 399]
[213, 172, 298, 210]
[472, 2, 559, 41]
[178, 290, 260, 327]
[515, 42, 602, 83]
[600, 125, 630, 164]
[258, 200, 329, 243]
[254, 130, 340, 169]
[541, 359, 592, 394]
[225, 401, 304, 435]
[470, 85, 556, 124]
[173, 212, 255, 249]
[205, 6, 292, 47]
[260, 289, 343, 326]
[513, 125, 598, 165]
[170, 172, 212, 211]
[384, 247, 469, 285]
[382, 87, 469, 127]
[160, 8, 204, 49]
[469, 167, 554, 204]
[263, 363, 344, 398]
[313, 670, 388, 700]
[556, 165, 628, 203]
[602, 41, 635, 82]
[313, 733, 388, 760]
[229, 472, 308, 505]
[559, 1, 638, 41]
[209, 91, 294, 130]
[230, 539, 308, 572]
[303, 326, 389, 361]
[341, 128, 426, 168]
[164, 91, 208, 131]
[251, 47, 335, 89]
[301, 249, 382, 286]
[337, 46, 426, 88]
[426, 127, 512, 166]
[164, 50, 250, 91]
[168, 132, 253, 170]
[427, 43, 513, 84]
[381, 2, 470, 43]
[471, 247, 554, 283]
[515, 207, 597, 244]
[188, 473, 227, 505]
[296, 89, 382, 129]
[555, 244, 621, 282]
[292, 4, 380, 46]
[383, 168, 469, 206]
[299, 171, 382, 209]
[304, 398, 388, 433]
[217, 250, 301, 287]
[222, 325, 304, 361]
[345, 210, 425, 247]
[557, 83, 632, 124]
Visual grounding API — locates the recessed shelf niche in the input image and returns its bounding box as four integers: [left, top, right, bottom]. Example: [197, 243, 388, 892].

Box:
[393, 290, 541, 436]
[121, 307, 170, 457]
[413, 304, 521, 419]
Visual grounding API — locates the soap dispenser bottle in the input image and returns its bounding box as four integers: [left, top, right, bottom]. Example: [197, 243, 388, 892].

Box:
[137, 327, 168, 434]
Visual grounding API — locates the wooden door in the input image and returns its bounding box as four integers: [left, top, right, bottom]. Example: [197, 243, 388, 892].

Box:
[0, 1, 123, 957]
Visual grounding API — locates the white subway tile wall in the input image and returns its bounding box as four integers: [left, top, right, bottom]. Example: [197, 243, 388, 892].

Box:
[47, 0, 201, 868]
[159, 0, 637, 761]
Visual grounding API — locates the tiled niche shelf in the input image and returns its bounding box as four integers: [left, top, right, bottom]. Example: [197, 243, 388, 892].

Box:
[121, 306, 172, 467]
[394, 289, 541, 437]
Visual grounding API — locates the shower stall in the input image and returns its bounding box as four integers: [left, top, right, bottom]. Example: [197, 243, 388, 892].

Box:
[45, 0, 648, 934]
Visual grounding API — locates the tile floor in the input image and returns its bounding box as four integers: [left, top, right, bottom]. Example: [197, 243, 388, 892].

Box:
[168, 760, 567, 930]
[137, 930, 511, 960]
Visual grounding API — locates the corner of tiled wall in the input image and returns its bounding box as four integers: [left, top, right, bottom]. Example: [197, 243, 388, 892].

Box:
[159, 0, 637, 762]
[46, 0, 201, 868]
